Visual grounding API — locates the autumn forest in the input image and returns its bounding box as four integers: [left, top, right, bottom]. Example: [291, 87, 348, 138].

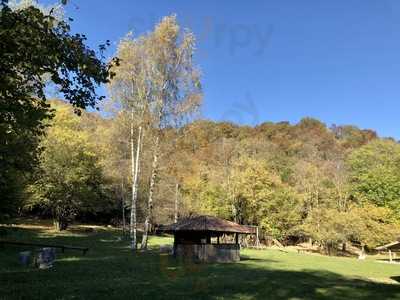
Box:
[2, 3, 400, 256]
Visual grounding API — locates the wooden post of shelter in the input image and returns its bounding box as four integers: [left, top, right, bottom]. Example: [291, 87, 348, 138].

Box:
[375, 240, 400, 263]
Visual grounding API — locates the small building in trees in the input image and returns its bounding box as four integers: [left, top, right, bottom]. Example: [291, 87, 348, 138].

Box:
[158, 215, 255, 263]
[375, 239, 400, 263]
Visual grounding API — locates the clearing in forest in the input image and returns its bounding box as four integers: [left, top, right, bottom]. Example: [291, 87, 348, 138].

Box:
[1, 222, 399, 300]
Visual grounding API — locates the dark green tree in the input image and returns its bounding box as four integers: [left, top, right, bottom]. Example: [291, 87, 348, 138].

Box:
[0, 1, 116, 216]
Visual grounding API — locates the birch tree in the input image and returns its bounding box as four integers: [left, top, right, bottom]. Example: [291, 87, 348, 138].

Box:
[108, 34, 151, 250]
[109, 15, 201, 250]
[139, 15, 202, 249]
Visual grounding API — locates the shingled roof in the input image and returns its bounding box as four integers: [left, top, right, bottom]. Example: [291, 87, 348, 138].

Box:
[159, 215, 255, 234]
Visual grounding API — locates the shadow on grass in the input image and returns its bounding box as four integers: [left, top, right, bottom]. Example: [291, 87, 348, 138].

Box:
[2, 252, 400, 299]
[240, 255, 278, 263]
[0, 225, 128, 259]
[377, 258, 400, 263]
[1, 226, 400, 300]
[391, 276, 400, 283]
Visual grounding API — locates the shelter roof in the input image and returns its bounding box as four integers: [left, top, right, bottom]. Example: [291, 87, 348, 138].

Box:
[159, 215, 255, 234]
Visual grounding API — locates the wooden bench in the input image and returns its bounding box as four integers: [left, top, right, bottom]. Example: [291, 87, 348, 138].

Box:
[0, 240, 89, 255]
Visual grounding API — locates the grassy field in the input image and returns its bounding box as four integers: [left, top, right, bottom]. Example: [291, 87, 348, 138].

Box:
[1, 222, 400, 300]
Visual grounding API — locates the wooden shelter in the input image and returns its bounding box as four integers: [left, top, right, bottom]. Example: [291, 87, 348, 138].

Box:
[375, 239, 400, 263]
[159, 215, 255, 263]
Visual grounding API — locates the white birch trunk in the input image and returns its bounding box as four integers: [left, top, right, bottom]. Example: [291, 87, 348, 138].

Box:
[141, 135, 159, 250]
[174, 182, 179, 223]
[121, 182, 126, 238]
[130, 109, 143, 250]
[129, 110, 136, 250]
[133, 126, 143, 250]
[133, 127, 143, 201]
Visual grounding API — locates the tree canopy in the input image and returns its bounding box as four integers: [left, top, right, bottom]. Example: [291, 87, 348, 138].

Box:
[25, 101, 111, 230]
[2, 6, 399, 255]
[0, 1, 115, 215]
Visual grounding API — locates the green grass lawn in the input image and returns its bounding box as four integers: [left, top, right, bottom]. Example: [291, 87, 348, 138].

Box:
[1, 223, 400, 300]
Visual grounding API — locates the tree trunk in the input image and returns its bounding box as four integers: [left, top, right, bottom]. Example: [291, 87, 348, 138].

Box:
[130, 110, 143, 251]
[129, 111, 136, 250]
[53, 218, 68, 231]
[358, 244, 366, 259]
[141, 135, 159, 250]
[121, 182, 126, 238]
[53, 208, 69, 231]
[174, 182, 179, 223]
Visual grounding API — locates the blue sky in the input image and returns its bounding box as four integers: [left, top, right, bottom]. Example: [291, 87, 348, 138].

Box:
[49, 0, 400, 138]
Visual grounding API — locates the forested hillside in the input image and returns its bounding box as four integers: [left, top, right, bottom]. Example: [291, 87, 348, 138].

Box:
[1, 4, 399, 255]
[3, 3, 400, 299]
[18, 99, 400, 253]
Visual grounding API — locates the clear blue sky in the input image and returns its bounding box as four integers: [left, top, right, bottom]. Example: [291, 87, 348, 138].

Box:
[50, 0, 400, 138]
